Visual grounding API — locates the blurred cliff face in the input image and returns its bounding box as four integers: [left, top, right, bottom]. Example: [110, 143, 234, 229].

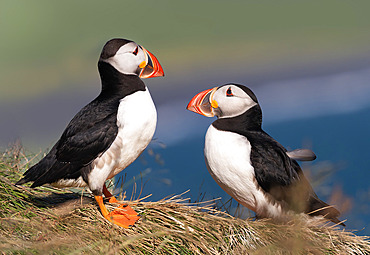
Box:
[1, 1, 370, 102]
[1, 1, 370, 149]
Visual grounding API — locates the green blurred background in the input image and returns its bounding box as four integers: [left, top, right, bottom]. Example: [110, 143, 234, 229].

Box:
[1, 0, 370, 102]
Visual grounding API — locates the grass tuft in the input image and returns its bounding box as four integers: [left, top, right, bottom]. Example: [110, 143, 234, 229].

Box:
[1, 145, 369, 254]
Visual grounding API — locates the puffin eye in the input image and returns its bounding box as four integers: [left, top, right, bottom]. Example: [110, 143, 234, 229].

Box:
[226, 87, 233, 97]
[132, 46, 138, 56]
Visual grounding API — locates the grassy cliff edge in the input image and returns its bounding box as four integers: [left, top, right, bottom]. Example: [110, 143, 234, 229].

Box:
[1, 146, 369, 255]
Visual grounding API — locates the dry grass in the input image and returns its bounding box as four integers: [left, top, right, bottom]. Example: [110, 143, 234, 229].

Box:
[1, 145, 370, 255]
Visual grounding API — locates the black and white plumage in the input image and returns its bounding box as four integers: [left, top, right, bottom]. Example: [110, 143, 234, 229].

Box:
[187, 84, 344, 226]
[16, 38, 164, 228]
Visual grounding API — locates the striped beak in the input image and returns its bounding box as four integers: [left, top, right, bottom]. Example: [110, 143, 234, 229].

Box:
[139, 46, 164, 79]
[186, 87, 218, 117]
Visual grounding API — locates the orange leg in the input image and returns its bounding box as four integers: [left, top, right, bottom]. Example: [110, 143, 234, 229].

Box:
[103, 183, 118, 203]
[94, 184, 140, 228]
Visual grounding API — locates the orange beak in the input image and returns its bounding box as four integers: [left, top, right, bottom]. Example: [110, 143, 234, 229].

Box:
[139, 46, 164, 79]
[186, 87, 218, 117]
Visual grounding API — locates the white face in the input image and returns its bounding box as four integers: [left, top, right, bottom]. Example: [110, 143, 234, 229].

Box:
[103, 42, 146, 75]
[212, 85, 257, 118]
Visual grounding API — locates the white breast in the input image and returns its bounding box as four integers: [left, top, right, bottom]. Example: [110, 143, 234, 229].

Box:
[204, 125, 283, 218]
[88, 88, 157, 192]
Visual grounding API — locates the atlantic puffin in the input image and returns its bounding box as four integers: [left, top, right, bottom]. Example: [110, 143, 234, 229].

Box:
[16, 38, 164, 228]
[187, 84, 344, 226]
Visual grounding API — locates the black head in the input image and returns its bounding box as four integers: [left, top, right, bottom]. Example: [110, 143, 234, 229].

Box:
[98, 38, 164, 78]
[100, 38, 133, 60]
[187, 83, 263, 130]
[187, 83, 259, 118]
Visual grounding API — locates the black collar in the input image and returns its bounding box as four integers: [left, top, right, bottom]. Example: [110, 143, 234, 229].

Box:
[98, 61, 146, 98]
[212, 105, 263, 134]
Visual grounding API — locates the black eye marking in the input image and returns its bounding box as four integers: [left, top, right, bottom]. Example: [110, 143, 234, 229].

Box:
[132, 46, 138, 56]
[226, 87, 233, 97]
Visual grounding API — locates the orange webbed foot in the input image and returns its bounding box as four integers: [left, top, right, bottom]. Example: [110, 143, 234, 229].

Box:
[95, 186, 140, 228]
[108, 196, 118, 203]
[105, 204, 140, 228]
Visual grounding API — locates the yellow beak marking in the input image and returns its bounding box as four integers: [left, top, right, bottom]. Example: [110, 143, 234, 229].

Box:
[139, 61, 146, 69]
[211, 100, 218, 108]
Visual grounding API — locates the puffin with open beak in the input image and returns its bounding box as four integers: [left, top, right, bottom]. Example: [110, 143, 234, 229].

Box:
[187, 84, 344, 226]
[16, 38, 164, 228]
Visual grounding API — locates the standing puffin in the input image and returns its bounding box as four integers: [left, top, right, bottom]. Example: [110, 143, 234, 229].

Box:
[187, 84, 344, 226]
[16, 38, 164, 228]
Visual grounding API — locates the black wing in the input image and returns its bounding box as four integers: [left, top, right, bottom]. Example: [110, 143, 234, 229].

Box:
[248, 130, 343, 224]
[56, 110, 118, 165]
[248, 130, 302, 195]
[249, 132, 313, 212]
[17, 97, 119, 187]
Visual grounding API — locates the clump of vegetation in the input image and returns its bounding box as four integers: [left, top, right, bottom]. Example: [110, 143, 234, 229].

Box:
[1, 145, 369, 254]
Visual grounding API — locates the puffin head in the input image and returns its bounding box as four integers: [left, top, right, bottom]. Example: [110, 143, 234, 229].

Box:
[187, 84, 259, 118]
[99, 38, 164, 78]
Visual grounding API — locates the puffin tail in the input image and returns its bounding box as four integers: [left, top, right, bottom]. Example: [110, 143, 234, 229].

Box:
[15, 145, 61, 187]
[15, 152, 57, 187]
[15, 163, 44, 187]
[307, 196, 346, 227]
[15, 177, 28, 185]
